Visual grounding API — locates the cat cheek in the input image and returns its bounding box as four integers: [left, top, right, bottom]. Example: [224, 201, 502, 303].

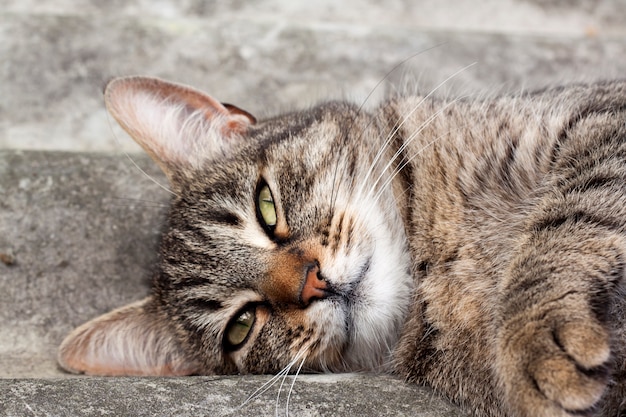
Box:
[282, 306, 342, 369]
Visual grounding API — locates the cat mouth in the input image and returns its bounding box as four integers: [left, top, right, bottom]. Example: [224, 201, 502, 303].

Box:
[330, 256, 373, 343]
[323, 256, 372, 305]
[343, 257, 372, 304]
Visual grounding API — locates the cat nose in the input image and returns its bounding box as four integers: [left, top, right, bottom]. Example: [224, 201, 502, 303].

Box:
[263, 251, 330, 306]
[300, 263, 328, 306]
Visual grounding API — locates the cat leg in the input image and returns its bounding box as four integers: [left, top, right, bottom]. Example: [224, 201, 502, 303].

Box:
[496, 217, 626, 417]
[495, 105, 626, 417]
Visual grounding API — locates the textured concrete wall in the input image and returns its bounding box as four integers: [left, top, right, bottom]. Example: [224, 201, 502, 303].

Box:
[2, 0, 626, 415]
[3, 1, 626, 153]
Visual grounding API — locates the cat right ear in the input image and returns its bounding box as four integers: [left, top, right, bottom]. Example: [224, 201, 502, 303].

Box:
[104, 76, 256, 179]
[58, 297, 200, 376]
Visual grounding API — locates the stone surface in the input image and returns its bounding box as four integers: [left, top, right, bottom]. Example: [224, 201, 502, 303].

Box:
[0, 151, 166, 378]
[2, 1, 626, 152]
[0, 374, 469, 417]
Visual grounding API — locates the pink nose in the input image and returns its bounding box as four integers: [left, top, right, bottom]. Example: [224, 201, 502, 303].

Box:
[300, 264, 328, 306]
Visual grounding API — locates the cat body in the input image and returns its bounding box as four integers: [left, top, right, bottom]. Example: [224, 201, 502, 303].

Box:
[390, 86, 626, 416]
[59, 77, 626, 416]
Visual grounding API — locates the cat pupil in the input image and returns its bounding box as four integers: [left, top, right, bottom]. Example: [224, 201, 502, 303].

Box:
[225, 308, 256, 349]
[257, 184, 277, 229]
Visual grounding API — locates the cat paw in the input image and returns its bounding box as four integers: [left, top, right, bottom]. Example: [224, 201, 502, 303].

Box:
[497, 301, 611, 417]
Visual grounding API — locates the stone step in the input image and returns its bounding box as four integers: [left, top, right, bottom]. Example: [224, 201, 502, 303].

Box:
[0, 374, 469, 416]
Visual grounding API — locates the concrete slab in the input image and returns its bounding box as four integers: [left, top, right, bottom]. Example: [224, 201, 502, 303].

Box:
[2, 1, 626, 152]
[0, 374, 469, 417]
[0, 151, 165, 378]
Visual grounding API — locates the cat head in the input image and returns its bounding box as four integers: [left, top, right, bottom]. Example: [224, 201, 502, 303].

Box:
[58, 76, 413, 376]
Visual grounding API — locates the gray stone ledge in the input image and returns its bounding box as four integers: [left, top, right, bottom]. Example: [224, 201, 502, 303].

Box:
[1, 150, 165, 379]
[0, 374, 469, 417]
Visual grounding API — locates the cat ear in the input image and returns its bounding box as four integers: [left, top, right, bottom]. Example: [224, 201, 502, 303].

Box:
[104, 76, 256, 178]
[58, 297, 200, 376]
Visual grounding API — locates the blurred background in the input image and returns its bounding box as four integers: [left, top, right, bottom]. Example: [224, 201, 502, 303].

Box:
[2, 0, 626, 153]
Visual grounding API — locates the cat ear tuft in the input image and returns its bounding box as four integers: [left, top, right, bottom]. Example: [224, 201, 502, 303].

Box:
[104, 76, 256, 178]
[58, 297, 200, 376]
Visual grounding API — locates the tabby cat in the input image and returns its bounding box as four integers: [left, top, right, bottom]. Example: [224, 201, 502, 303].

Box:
[58, 76, 626, 416]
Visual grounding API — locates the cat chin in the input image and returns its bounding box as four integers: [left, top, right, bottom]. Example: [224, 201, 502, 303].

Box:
[335, 204, 414, 371]
[312, 235, 412, 372]
[302, 257, 412, 373]
[344, 260, 413, 370]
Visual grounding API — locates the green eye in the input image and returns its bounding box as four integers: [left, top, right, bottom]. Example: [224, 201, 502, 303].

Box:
[257, 184, 277, 229]
[225, 308, 256, 349]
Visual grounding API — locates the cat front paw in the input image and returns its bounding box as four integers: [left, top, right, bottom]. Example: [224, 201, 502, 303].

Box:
[497, 299, 612, 417]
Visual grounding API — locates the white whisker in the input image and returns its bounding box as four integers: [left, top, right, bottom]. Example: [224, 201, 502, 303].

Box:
[354, 44, 449, 117]
[370, 128, 459, 208]
[355, 63, 477, 202]
[275, 357, 296, 417]
[239, 349, 307, 411]
[239, 368, 289, 409]
[329, 45, 448, 212]
[366, 96, 466, 206]
[285, 353, 307, 417]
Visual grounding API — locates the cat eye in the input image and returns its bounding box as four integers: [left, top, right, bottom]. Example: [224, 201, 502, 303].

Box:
[257, 183, 277, 231]
[224, 306, 256, 350]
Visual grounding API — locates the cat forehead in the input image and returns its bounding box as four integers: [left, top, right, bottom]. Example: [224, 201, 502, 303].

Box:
[252, 101, 367, 150]
[174, 101, 368, 189]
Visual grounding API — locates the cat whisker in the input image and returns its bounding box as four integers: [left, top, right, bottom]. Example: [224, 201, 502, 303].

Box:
[369, 126, 458, 209]
[122, 153, 178, 198]
[367, 70, 483, 207]
[285, 353, 307, 417]
[355, 63, 477, 203]
[329, 44, 447, 214]
[238, 369, 289, 410]
[239, 349, 307, 412]
[276, 349, 308, 417]
[275, 361, 292, 417]
[366, 99, 466, 208]
[353, 44, 449, 118]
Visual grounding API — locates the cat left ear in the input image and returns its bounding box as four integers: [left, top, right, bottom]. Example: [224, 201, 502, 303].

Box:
[104, 76, 256, 179]
[57, 297, 200, 376]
